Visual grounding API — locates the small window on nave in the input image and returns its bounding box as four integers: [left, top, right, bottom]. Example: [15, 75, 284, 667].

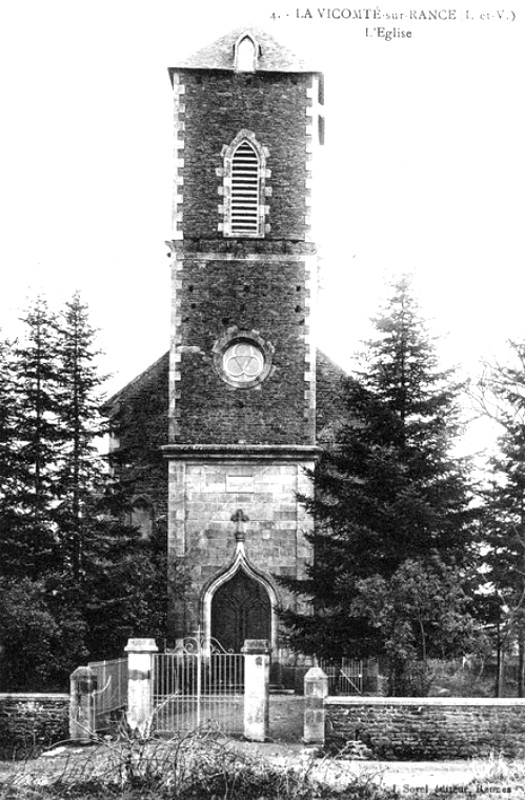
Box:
[130, 496, 153, 539]
[235, 35, 258, 72]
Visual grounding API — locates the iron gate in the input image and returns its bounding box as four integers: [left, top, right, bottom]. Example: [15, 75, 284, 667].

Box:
[319, 658, 365, 695]
[153, 637, 244, 734]
[88, 657, 128, 732]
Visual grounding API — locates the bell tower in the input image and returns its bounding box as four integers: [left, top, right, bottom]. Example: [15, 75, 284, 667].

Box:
[163, 26, 324, 670]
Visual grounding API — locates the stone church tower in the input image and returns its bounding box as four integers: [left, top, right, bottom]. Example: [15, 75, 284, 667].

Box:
[105, 27, 342, 679]
[164, 25, 324, 662]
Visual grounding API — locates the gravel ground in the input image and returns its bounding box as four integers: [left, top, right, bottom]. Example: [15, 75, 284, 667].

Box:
[228, 740, 488, 790]
[0, 740, 518, 796]
[0, 745, 483, 788]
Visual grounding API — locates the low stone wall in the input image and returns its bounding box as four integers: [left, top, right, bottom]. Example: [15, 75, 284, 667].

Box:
[325, 696, 525, 760]
[0, 693, 69, 758]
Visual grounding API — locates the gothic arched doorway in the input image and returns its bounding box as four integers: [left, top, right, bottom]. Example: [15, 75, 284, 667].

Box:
[211, 569, 271, 652]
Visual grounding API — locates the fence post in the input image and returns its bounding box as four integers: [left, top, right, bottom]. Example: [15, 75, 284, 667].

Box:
[242, 638, 271, 742]
[125, 637, 158, 735]
[70, 666, 97, 743]
[304, 667, 328, 745]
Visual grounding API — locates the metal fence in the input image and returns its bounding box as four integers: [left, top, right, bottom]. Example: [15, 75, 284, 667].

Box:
[88, 657, 128, 731]
[319, 658, 367, 695]
[153, 638, 244, 734]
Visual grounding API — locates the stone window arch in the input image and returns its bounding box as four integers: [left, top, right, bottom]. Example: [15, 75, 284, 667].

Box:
[234, 34, 258, 72]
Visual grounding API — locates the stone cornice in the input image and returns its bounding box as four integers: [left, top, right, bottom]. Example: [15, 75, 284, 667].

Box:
[325, 697, 525, 707]
[161, 443, 320, 462]
[165, 238, 317, 257]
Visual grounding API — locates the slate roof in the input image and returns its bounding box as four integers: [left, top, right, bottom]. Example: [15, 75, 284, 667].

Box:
[102, 352, 169, 414]
[315, 350, 348, 444]
[169, 25, 320, 74]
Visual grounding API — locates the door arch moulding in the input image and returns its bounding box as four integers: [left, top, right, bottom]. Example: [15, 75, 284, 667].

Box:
[201, 540, 279, 653]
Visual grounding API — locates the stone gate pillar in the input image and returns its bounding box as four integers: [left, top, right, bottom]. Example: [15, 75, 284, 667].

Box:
[125, 637, 158, 735]
[304, 666, 328, 744]
[242, 639, 271, 741]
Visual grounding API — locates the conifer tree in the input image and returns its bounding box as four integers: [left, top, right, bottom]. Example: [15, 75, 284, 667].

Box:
[359, 276, 473, 564]
[53, 292, 169, 660]
[0, 332, 22, 578]
[0, 292, 169, 686]
[79, 493, 168, 659]
[4, 296, 62, 578]
[0, 333, 17, 505]
[280, 277, 478, 692]
[54, 291, 107, 580]
[479, 340, 525, 695]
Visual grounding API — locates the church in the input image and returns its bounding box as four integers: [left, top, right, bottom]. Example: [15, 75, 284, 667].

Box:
[105, 26, 345, 681]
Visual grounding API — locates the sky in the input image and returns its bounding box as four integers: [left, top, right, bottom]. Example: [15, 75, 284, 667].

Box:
[0, 0, 523, 453]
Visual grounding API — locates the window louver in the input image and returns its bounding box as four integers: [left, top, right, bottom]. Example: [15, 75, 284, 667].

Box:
[231, 141, 260, 234]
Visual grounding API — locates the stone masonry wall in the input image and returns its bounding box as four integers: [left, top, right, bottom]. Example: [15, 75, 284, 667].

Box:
[325, 697, 525, 760]
[171, 252, 315, 445]
[0, 694, 69, 758]
[168, 68, 317, 447]
[168, 458, 313, 642]
[179, 71, 310, 240]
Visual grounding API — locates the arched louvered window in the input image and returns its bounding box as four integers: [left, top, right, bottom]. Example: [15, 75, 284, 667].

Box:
[231, 140, 260, 235]
[221, 130, 268, 238]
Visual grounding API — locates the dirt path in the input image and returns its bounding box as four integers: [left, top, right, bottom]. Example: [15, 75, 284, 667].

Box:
[1, 740, 514, 795]
[227, 741, 502, 792]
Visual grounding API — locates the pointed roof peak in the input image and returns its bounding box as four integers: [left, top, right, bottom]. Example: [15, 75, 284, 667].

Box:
[171, 25, 320, 73]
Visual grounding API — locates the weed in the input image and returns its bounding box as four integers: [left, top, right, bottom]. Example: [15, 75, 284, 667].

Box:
[0, 721, 402, 799]
[474, 752, 525, 784]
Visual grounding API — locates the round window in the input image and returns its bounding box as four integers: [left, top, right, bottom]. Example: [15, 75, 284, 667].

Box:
[222, 340, 265, 383]
[213, 329, 273, 389]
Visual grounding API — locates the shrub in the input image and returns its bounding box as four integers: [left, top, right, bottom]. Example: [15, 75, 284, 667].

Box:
[2, 725, 399, 799]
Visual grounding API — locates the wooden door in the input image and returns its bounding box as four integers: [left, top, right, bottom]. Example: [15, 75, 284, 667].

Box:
[211, 570, 271, 652]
